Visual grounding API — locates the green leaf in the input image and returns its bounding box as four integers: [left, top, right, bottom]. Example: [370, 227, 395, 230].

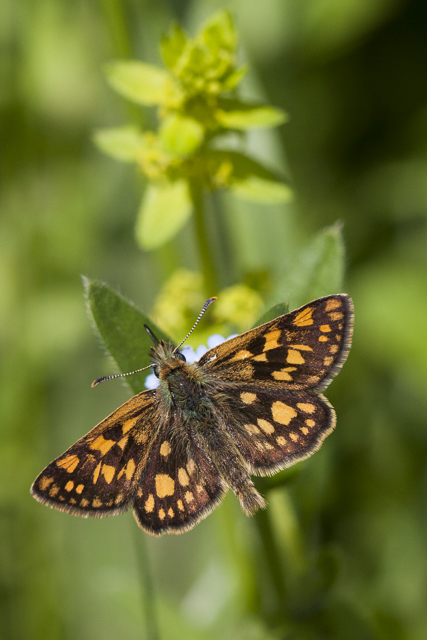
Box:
[283, 223, 345, 309]
[253, 301, 290, 328]
[159, 114, 204, 156]
[231, 176, 293, 203]
[222, 65, 248, 91]
[161, 23, 187, 70]
[207, 150, 293, 203]
[199, 10, 236, 53]
[83, 278, 171, 394]
[216, 100, 288, 129]
[135, 179, 192, 250]
[93, 126, 144, 162]
[105, 61, 170, 106]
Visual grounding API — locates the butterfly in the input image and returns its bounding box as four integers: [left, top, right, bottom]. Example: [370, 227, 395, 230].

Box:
[31, 294, 353, 536]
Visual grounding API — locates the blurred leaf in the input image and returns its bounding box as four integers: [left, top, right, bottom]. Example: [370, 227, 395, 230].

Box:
[284, 223, 345, 308]
[161, 23, 187, 70]
[199, 9, 236, 53]
[254, 301, 290, 327]
[231, 176, 293, 203]
[222, 65, 248, 91]
[93, 126, 144, 162]
[160, 114, 204, 155]
[216, 99, 288, 129]
[135, 180, 192, 250]
[84, 278, 171, 394]
[213, 284, 264, 332]
[105, 61, 170, 106]
[208, 150, 291, 204]
[353, 261, 427, 380]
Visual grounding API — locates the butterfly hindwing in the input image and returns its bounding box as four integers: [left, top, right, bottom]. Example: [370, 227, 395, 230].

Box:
[133, 421, 227, 535]
[198, 294, 353, 391]
[31, 390, 158, 516]
[219, 385, 335, 476]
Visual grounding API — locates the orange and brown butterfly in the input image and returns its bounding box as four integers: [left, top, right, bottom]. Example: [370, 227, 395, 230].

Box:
[31, 294, 353, 536]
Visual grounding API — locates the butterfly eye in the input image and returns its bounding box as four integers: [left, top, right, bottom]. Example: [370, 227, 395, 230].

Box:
[151, 364, 160, 377]
[176, 352, 186, 362]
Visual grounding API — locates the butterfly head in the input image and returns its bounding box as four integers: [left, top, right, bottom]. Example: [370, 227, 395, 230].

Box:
[149, 340, 187, 380]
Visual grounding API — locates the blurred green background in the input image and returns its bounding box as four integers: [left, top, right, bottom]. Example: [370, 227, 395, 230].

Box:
[1, 0, 427, 639]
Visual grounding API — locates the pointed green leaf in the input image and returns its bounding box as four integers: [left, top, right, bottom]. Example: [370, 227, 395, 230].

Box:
[93, 126, 144, 162]
[231, 176, 293, 203]
[199, 10, 236, 53]
[161, 24, 187, 70]
[207, 150, 292, 203]
[253, 301, 290, 328]
[136, 179, 192, 250]
[159, 114, 204, 156]
[284, 223, 345, 309]
[216, 103, 288, 129]
[222, 65, 248, 91]
[84, 278, 171, 394]
[105, 61, 170, 106]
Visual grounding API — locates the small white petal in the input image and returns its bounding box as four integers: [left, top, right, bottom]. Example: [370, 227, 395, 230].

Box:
[226, 334, 238, 340]
[144, 373, 159, 389]
[195, 345, 208, 359]
[207, 334, 225, 349]
[181, 346, 198, 363]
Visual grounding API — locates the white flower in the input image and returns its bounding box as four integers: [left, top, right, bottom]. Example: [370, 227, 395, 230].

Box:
[144, 334, 238, 389]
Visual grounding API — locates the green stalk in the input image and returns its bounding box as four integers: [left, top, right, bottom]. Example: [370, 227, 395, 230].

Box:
[132, 528, 159, 640]
[253, 507, 292, 626]
[99, 0, 143, 127]
[189, 180, 218, 297]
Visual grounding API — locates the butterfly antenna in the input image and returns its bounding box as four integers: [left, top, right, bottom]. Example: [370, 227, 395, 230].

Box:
[91, 364, 152, 388]
[174, 297, 217, 353]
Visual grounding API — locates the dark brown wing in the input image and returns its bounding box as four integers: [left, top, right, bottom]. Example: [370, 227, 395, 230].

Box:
[133, 420, 226, 536]
[198, 295, 353, 391]
[31, 390, 158, 516]
[216, 385, 335, 476]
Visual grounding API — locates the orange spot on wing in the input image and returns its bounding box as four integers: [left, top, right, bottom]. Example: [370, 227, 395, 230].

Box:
[38, 476, 53, 491]
[93, 462, 102, 484]
[230, 349, 253, 362]
[102, 464, 116, 484]
[90, 435, 115, 456]
[257, 418, 275, 434]
[293, 307, 314, 327]
[272, 402, 297, 425]
[325, 298, 342, 311]
[329, 312, 344, 321]
[122, 416, 139, 434]
[263, 329, 281, 351]
[287, 349, 305, 364]
[56, 455, 79, 473]
[145, 494, 155, 513]
[297, 403, 316, 414]
[155, 474, 175, 498]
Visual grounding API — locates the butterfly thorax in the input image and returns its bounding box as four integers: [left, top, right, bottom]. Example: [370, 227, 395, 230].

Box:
[151, 341, 207, 411]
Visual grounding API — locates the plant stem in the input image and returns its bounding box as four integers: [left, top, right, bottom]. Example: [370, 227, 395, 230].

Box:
[132, 528, 159, 640]
[99, 0, 143, 127]
[189, 180, 218, 297]
[253, 507, 292, 626]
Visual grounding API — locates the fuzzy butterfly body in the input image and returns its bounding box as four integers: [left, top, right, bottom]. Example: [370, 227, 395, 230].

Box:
[31, 294, 353, 536]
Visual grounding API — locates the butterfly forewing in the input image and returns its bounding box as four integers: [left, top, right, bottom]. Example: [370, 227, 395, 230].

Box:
[133, 421, 226, 535]
[31, 390, 158, 516]
[221, 385, 335, 475]
[198, 295, 353, 391]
